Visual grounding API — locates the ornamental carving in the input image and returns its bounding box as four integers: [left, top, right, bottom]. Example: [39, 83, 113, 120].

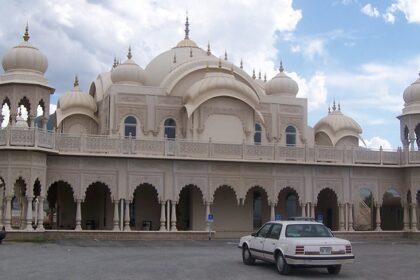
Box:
[209, 176, 241, 202]
[210, 162, 240, 173]
[116, 105, 147, 134]
[174, 161, 207, 172]
[242, 177, 273, 202]
[198, 104, 250, 134]
[275, 179, 304, 203]
[128, 173, 164, 201]
[279, 105, 302, 114]
[158, 96, 182, 105]
[81, 173, 117, 200]
[117, 94, 146, 104]
[175, 175, 208, 202]
[351, 180, 378, 202]
[314, 179, 343, 202]
[155, 107, 182, 134]
[46, 172, 80, 199]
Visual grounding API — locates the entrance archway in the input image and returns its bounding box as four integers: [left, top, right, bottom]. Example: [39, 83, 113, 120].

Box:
[244, 186, 270, 230]
[316, 188, 338, 230]
[354, 188, 375, 230]
[82, 182, 112, 230]
[381, 188, 403, 230]
[276, 187, 300, 220]
[46, 181, 75, 229]
[132, 183, 160, 230]
[177, 184, 205, 231]
[212, 185, 241, 233]
[12, 178, 26, 229]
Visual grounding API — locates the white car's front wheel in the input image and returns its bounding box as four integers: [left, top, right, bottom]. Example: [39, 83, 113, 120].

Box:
[242, 245, 255, 265]
[275, 254, 290, 275]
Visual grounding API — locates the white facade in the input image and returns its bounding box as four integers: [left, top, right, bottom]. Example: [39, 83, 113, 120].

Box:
[0, 22, 419, 237]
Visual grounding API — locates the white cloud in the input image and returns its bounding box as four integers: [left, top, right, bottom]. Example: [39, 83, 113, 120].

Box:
[303, 39, 326, 60]
[363, 136, 393, 150]
[290, 71, 328, 111]
[361, 4, 380, 18]
[383, 12, 396, 23]
[390, 0, 420, 23]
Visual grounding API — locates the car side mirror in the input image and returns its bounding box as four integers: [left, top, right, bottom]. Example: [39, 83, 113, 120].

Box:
[251, 233, 257, 237]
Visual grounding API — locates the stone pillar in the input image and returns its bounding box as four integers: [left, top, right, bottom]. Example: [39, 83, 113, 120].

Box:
[25, 196, 34, 231]
[4, 196, 12, 231]
[339, 203, 345, 231]
[171, 201, 177, 231]
[270, 203, 275, 221]
[113, 200, 120, 231]
[205, 202, 211, 231]
[348, 203, 354, 231]
[310, 203, 316, 219]
[301, 202, 306, 217]
[10, 114, 17, 126]
[42, 117, 48, 131]
[375, 202, 382, 231]
[29, 114, 36, 128]
[411, 203, 418, 232]
[75, 199, 82, 231]
[124, 200, 131, 231]
[159, 201, 166, 231]
[37, 197, 45, 231]
[403, 203, 410, 231]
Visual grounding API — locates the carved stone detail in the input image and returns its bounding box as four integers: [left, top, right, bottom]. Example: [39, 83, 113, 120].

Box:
[175, 175, 208, 202]
[128, 173, 164, 201]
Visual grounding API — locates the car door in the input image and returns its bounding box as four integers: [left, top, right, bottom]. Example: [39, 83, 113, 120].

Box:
[262, 223, 282, 262]
[249, 223, 272, 259]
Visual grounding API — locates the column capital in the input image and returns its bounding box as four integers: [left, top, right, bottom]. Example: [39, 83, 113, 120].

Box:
[76, 198, 82, 203]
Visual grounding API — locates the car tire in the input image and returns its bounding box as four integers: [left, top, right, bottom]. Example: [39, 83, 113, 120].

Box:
[327, 265, 341, 275]
[242, 245, 255, 265]
[275, 253, 290, 275]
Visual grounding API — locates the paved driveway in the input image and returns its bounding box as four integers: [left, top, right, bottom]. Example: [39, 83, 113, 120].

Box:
[0, 239, 418, 280]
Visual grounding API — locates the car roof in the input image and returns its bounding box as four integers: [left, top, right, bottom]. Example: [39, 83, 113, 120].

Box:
[267, 220, 323, 225]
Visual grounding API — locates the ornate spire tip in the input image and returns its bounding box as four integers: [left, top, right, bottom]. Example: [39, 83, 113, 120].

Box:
[184, 11, 190, 40]
[23, 23, 30, 42]
[127, 46, 132, 59]
[73, 75, 79, 88]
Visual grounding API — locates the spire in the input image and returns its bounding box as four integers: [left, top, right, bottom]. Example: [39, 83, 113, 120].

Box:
[218, 57, 222, 68]
[279, 60, 284, 72]
[332, 100, 337, 111]
[224, 50, 228, 61]
[113, 57, 118, 68]
[258, 70, 261, 80]
[184, 11, 190, 39]
[127, 46, 132, 59]
[252, 69, 256, 79]
[73, 75, 79, 88]
[338, 102, 341, 111]
[240, 58, 243, 69]
[328, 105, 331, 113]
[264, 73, 267, 82]
[23, 22, 30, 42]
[173, 52, 177, 63]
[190, 47, 193, 57]
[207, 41, 211, 55]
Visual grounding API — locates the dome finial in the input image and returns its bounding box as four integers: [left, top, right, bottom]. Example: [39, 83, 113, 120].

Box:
[332, 100, 337, 111]
[252, 69, 256, 79]
[338, 102, 341, 111]
[240, 58, 243, 69]
[127, 45, 132, 59]
[328, 105, 331, 113]
[207, 41, 211, 55]
[279, 60, 284, 72]
[113, 57, 118, 68]
[23, 22, 30, 42]
[258, 70, 261, 80]
[224, 50, 228, 61]
[184, 10, 190, 40]
[190, 47, 193, 57]
[173, 51, 177, 63]
[218, 56, 222, 68]
[264, 73, 267, 82]
[73, 75, 79, 88]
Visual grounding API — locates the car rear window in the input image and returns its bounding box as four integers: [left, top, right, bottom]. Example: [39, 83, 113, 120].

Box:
[285, 224, 333, 238]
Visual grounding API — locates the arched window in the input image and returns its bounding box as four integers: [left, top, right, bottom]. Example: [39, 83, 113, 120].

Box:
[254, 123, 262, 144]
[253, 191, 262, 229]
[285, 193, 298, 218]
[164, 118, 176, 139]
[124, 116, 137, 138]
[285, 126, 296, 146]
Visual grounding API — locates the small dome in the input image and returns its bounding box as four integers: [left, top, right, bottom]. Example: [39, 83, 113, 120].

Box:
[403, 75, 420, 104]
[1, 26, 48, 74]
[265, 62, 298, 96]
[111, 48, 146, 85]
[175, 38, 198, 48]
[15, 114, 29, 128]
[58, 77, 97, 112]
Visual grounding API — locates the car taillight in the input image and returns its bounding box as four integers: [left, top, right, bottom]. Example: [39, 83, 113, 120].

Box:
[345, 245, 352, 254]
[295, 245, 304, 255]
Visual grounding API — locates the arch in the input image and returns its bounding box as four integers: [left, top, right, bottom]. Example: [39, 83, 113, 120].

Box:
[315, 131, 333, 146]
[46, 181, 76, 229]
[212, 184, 244, 234]
[415, 124, 420, 149]
[81, 177, 115, 201]
[211, 184, 239, 203]
[244, 186, 270, 229]
[0, 177, 5, 227]
[254, 123, 262, 144]
[124, 115, 137, 138]
[12, 177, 27, 229]
[1, 97, 11, 127]
[164, 118, 176, 139]
[276, 187, 300, 219]
[131, 183, 160, 230]
[82, 182, 113, 230]
[176, 184, 205, 230]
[285, 125, 297, 146]
[354, 187, 375, 230]
[243, 185, 270, 204]
[128, 175, 163, 202]
[381, 188, 403, 230]
[316, 188, 339, 230]
[46, 180, 76, 201]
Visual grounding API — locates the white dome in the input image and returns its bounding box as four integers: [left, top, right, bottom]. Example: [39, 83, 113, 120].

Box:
[265, 64, 298, 96]
[111, 50, 146, 85]
[15, 115, 29, 128]
[2, 28, 48, 74]
[403, 76, 420, 104]
[58, 79, 97, 113]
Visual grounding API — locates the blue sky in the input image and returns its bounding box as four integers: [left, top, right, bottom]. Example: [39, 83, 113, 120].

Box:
[0, 0, 419, 149]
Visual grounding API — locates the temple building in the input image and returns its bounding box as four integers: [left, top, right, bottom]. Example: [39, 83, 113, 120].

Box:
[0, 19, 419, 238]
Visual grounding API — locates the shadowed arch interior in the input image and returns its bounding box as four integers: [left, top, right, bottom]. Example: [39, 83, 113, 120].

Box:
[176, 184, 205, 230]
[354, 187, 375, 231]
[212, 185, 243, 234]
[244, 186, 270, 229]
[82, 182, 112, 230]
[276, 187, 300, 220]
[47, 181, 76, 230]
[381, 188, 403, 230]
[132, 183, 160, 230]
[316, 188, 339, 230]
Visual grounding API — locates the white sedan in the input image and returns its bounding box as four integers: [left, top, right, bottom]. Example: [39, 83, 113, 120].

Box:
[238, 220, 355, 275]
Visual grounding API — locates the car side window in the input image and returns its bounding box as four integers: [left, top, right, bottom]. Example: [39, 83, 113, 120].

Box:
[267, 224, 282, 239]
[256, 223, 272, 238]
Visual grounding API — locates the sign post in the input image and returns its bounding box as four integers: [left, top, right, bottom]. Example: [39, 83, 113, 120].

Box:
[207, 213, 214, 240]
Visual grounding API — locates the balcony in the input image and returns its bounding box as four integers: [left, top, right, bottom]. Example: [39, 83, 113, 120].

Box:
[0, 127, 414, 166]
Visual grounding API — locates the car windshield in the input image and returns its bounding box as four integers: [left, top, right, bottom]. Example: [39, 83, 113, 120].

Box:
[285, 224, 333, 238]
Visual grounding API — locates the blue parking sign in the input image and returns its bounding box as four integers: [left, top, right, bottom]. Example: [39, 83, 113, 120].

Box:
[208, 214, 214, 222]
[317, 214, 323, 223]
[275, 214, 282, 221]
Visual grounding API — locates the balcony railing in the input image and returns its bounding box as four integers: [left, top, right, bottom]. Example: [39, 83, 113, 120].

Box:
[0, 127, 414, 166]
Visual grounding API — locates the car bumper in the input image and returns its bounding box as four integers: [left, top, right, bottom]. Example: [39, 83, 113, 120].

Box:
[284, 254, 355, 266]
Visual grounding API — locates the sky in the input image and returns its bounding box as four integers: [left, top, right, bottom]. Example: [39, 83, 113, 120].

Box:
[0, 0, 419, 149]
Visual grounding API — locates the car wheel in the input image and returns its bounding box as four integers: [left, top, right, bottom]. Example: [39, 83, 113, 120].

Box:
[327, 265, 341, 275]
[275, 253, 290, 275]
[242, 245, 255, 265]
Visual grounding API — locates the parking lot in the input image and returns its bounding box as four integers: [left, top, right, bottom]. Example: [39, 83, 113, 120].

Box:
[0, 239, 419, 280]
